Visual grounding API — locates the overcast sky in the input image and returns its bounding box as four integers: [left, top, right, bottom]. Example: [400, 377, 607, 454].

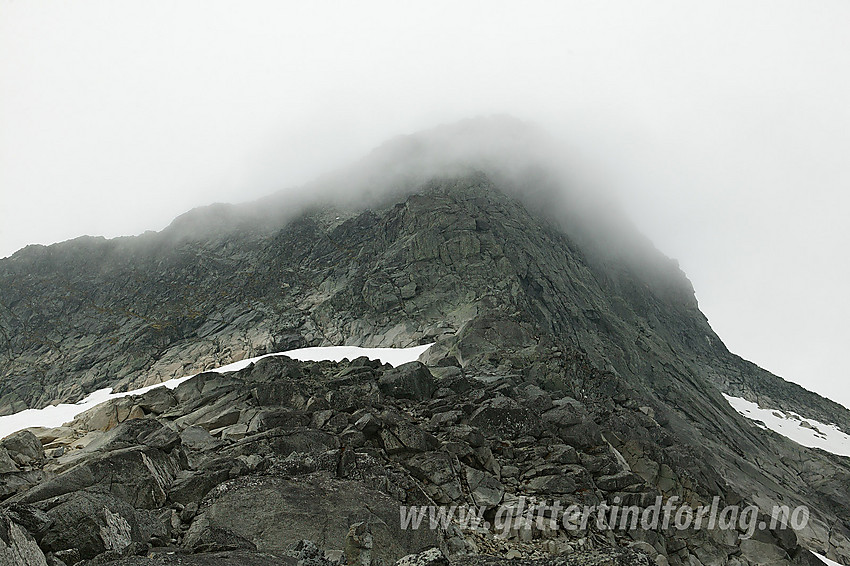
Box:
[1, 1, 848, 408]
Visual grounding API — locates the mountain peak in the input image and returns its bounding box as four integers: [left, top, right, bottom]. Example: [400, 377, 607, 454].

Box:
[2, 121, 850, 565]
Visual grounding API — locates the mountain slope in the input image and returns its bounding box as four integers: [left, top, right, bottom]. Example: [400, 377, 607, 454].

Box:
[1, 117, 848, 564]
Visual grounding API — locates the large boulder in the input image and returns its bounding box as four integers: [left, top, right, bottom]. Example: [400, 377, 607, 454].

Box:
[1, 430, 45, 467]
[134, 386, 178, 415]
[381, 423, 440, 455]
[82, 417, 181, 454]
[172, 373, 242, 405]
[239, 355, 304, 382]
[378, 362, 436, 401]
[36, 491, 143, 560]
[14, 445, 182, 509]
[66, 396, 145, 432]
[469, 396, 537, 439]
[464, 465, 504, 509]
[174, 391, 247, 431]
[187, 473, 439, 564]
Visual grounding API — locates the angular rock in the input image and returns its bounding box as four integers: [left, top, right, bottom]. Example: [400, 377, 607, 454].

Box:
[37, 491, 142, 560]
[82, 417, 181, 454]
[134, 387, 177, 415]
[464, 466, 504, 508]
[168, 469, 231, 506]
[183, 514, 257, 553]
[188, 473, 438, 565]
[469, 396, 537, 439]
[524, 474, 577, 494]
[1, 430, 45, 467]
[66, 396, 142, 433]
[381, 423, 440, 455]
[0, 447, 19, 473]
[595, 471, 645, 492]
[15, 446, 182, 509]
[0, 508, 48, 566]
[378, 362, 436, 401]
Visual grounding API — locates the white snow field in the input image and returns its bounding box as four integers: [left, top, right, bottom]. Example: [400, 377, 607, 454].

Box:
[724, 394, 850, 457]
[0, 343, 432, 440]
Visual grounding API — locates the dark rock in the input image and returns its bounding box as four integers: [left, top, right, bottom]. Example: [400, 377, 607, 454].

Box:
[0, 447, 19, 473]
[381, 424, 440, 455]
[469, 396, 537, 439]
[595, 471, 644, 492]
[168, 469, 231, 506]
[134, 387, 178, 415]
[0, 470, 46, 502]
[558, 420, 603, 449]
[179, 426, 222, 452]
[15, 446, 182, 508]
[524, 474, 577, 494]
[405, 451, 458, 486]
[186, 473, 439, 564]
[464, 465, 504, 508]
[183, 514, 257, 553]
[240, 355, 304, 382]
[284, 539, 335, 566]
[4, 502, 51, 537]
[1, 430, 45, 467]
[379, 362, 437, 401]
[82, 417, 180, 453]
[37, 492, 142, 560]
[542, 405, 583, 428]
[0, 507, 49, 565]
[134, 507, 170, 546]
[247, 409, 311, 434]
[172, 373, 240, 405]
[251, 382, 307, 408]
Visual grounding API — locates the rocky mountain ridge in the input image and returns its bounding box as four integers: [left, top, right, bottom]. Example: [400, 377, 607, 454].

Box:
[1, 118, 849, 565]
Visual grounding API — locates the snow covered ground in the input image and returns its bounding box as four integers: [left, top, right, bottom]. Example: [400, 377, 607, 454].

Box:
[724, 394, 850, 457]
[0, 343, 432, 440]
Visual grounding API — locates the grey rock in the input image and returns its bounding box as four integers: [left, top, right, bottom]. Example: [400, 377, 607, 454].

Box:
[379, 362, 436, 401]
[0, 508, 48, 566]
[595, 471, 645, 492]
[1, 430, 45, 467]
[179, 426, 222, 452]
[524, 474, 577, 494]
[464, 465, 504, 509]
[187, 473, 439, 565]
[3, 503, 52, 537]
[134, 387, 177, 415]
[470, 396, 537, 439]
[395, 547, 448, 566]
[183, 513, 257, 553]
[0, 447, 19, 473]
[15, 445, 181, 508]
[382, 423, 440, 455]
[37, 492, 142, 560]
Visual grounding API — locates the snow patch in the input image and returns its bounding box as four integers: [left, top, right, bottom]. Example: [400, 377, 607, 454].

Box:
[0, 343, 432, 440]
[724, 394, 850, 457]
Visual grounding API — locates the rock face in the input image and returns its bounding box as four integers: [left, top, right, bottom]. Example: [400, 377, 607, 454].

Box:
[1, 118, 849, 565]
